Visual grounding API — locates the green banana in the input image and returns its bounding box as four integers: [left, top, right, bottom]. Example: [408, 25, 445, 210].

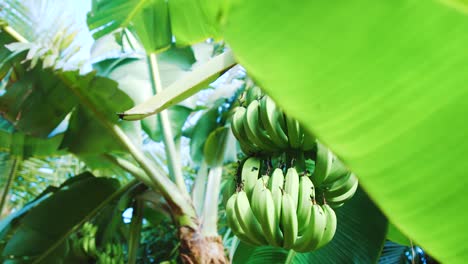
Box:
[235, 190, 268, 245]
[105, 254, 112, 264]
[88, 236, 97, 257]
[285, 114, 303, 149]
[230, 107, 246, 142]
[231, 107, 260, 154]
[251, 180, 280, 246]
[322, 171, 352, 190]
[241, 157, 261, 198]
[82, 235, 90, 254]
[243, 100, 278, 152]
[317, 203, 337, 249]
[98, 253, 106, 264]
[284, 167, 300, 209]
[275, 106, 288, 136]
[325, 176, 359, 205]
[293, 203, 327, 252]
[268, 168, 285, 246]
[226, 193, 263, 246]
[312, 142, 334, 186]
[324, 156, 349, 185]
[280, 193, 298, 249]
[297, 176, 315, 234]
[327, 201, 345, 208]
[259, 96, 289, 148]
[261, 175, 270, 184]
[268, 168, 285, 221]
[250, 177, 266, 219]
[245, 85, 263, 104]
[324, 173, 358, 198]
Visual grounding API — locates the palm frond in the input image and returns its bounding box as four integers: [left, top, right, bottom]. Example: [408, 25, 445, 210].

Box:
[2, 154, 85, 216]
[1, 0, 87, 69]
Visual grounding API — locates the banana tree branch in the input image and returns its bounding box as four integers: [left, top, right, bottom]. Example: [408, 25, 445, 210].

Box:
[147, 53, 188, 196]
[111, 125, 196, 226]
[201, 166, 223, 236]
[102, 154, 152, 186]
[201, 129, 233, 236]
[191, 160, 209, 216]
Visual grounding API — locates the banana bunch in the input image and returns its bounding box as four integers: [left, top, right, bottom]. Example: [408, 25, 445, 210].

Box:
[96, 243, 124, 264]
[71, 222, 124, 264]
[227, 86, 359, 252]
[231, 94, 315, 155]
[71, 222, 99, 258]
[226, 159, 343, 252]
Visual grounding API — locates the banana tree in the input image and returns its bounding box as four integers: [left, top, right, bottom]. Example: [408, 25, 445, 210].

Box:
[86, 0, 468, 263]
[0, 1, 239, 261]
[2, 0, 462, 263]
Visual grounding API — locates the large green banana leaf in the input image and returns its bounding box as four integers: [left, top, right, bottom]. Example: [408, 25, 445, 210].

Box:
[221, 1, 468, 262]
[0, 172, 120, 263]
[0, 30, 140, 154]
[0, 63, 78, 138]
[232, 188, 387, 263]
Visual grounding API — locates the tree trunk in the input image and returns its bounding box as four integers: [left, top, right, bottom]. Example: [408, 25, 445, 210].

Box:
[179, 226, 228, 264]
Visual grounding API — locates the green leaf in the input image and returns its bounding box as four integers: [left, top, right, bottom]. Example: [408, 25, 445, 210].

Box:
[0, 192, 50, 240]
[387, 222, 411, 247]
[168, 0, 222, 46]
[143, 105, 192, 142]
[143, 206, 169, 226]
[0, 36, 141, 155]
[87, 0, 152, 40]
[93, 204, 123, 247]
[59, 70, 134, 123]
[222, 1, 468, 262]
[0, 65, 78, 138]
[442, 0, 468, 14]
[61, 106, 141, 154]
[97, 48, 196, 90]
[131, 0, 172, 53]
[87, 0, 222, 46]
[232, 187, 387, 263]
[119, 50, 235, 121]
[2, 172, 120, 261]
[188, 106, 220, 164]
[0, 27, 25, 78]
[0, 124, 65, 158]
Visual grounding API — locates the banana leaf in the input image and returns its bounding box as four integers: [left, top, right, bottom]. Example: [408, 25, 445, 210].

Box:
[1, 172, 120, 263]
[222, 0, 468, 262]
